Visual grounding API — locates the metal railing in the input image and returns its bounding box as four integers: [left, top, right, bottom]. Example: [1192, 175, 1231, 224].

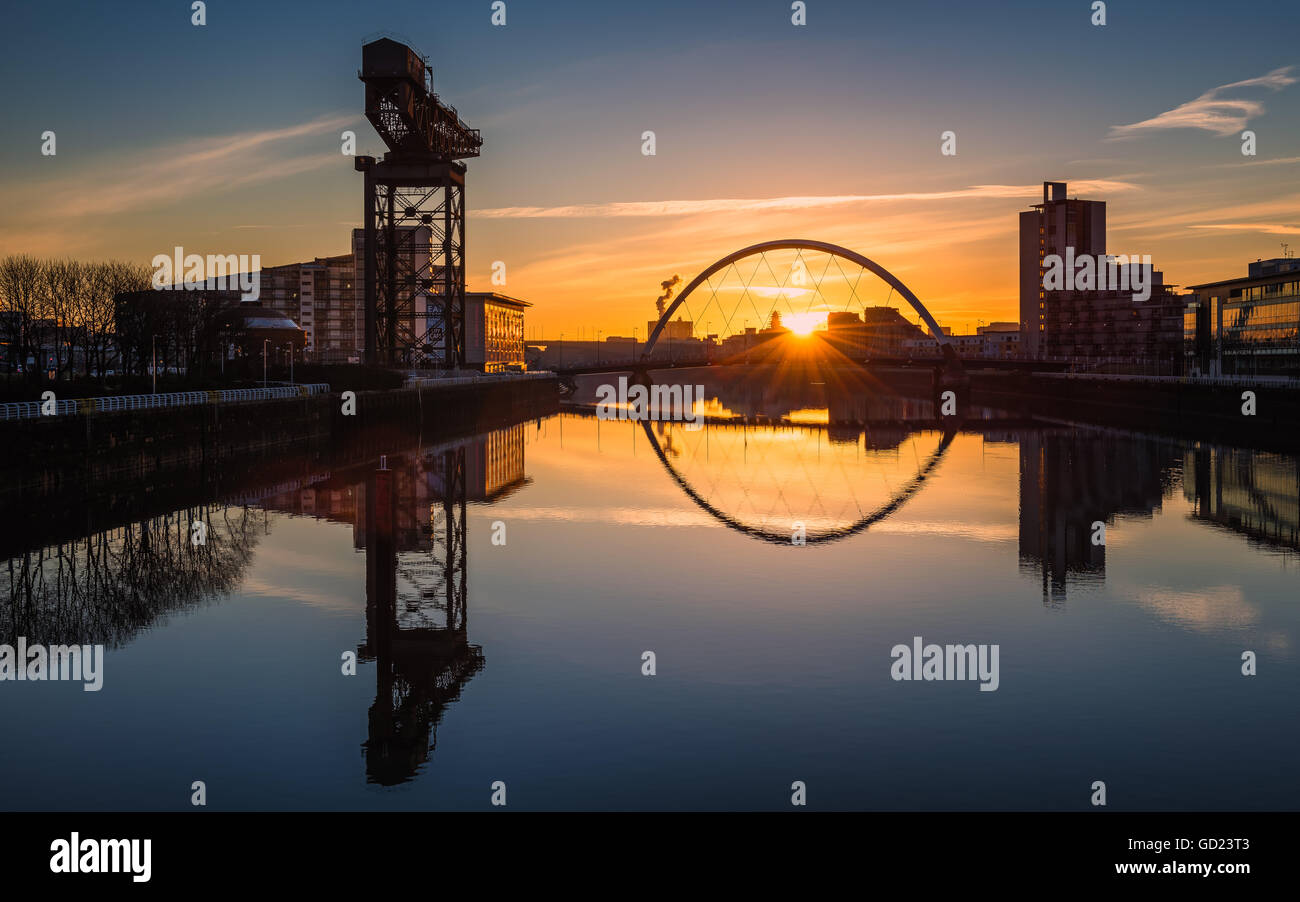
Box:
[404, 371, 555, 388]
[1037, 372, 1300, 388]
[0, 384, 331, 421]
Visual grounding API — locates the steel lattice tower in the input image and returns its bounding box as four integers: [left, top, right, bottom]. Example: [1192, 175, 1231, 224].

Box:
[357, 38, 482, 367]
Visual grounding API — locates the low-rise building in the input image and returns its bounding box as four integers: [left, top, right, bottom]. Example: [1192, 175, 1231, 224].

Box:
[822, 307, 927, 357]
[1185, 257, 1300, 376]
[465, 292, 529, 372]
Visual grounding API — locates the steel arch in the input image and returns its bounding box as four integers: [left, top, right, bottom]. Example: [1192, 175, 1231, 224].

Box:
[639, 419, 957, 546]
[643, 239, 959, 365]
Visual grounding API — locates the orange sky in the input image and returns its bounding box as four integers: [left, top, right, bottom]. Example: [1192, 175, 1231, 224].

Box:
[2, 10, 1295, 341]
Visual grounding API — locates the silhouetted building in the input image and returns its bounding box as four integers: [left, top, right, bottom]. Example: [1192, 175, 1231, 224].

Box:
[1019, 181, 1182, 367]
[1021, 181, 1105, 359]
[113, 289, 304, 377]
[648, 317, 694, 341]
[823, 307, 926, 357]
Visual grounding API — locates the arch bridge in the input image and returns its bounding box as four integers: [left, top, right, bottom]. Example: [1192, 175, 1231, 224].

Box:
[643, 239, 960, 368]
[547, 239, 1003, 388]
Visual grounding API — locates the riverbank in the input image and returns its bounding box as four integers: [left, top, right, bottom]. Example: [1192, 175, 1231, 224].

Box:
[967, 370, 1300, 451]
[0, 373, 558, 495]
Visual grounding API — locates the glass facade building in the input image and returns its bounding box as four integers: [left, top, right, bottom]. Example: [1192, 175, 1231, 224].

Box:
[1186, 258, 1300, 376]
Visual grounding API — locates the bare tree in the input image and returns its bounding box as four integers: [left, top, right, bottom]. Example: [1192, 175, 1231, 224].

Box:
[0, 255, 45, 378]
[45, 259, 84, 379]
[88, 261, 149, 379]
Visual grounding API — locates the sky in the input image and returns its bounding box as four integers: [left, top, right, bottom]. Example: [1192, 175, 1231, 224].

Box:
[0, 0, 1297, 337]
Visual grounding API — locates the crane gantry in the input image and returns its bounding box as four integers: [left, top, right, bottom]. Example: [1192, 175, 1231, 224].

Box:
[356, 38, 482, 367]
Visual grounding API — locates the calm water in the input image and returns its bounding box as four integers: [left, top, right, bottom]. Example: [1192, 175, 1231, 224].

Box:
[2, 373, 1298, 810]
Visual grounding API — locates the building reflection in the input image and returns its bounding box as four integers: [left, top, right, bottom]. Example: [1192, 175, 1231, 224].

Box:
[358, 446, 481, 785]
[1185, 445, 1300, 551]
[234, 424, 530, 784]
[1018, 431, 1179, 605]
[354, 426, 526, 784]
[228, 422, 529, 783]
[330, 426, 524, 785]
[1017, 429, 1300, 604]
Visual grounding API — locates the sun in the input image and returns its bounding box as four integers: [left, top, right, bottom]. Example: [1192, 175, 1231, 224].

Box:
[783, 312, 826, 336]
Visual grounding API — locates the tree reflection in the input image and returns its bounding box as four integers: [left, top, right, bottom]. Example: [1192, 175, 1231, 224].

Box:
[1, 505, 265, 648]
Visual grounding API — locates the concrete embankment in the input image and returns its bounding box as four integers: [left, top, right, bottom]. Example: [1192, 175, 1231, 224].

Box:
[0, 374, 559, 492]
[969, 371, 1300, 451]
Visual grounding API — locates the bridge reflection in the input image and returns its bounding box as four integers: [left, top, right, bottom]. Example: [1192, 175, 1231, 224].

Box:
[566, 366, 1019, 544]
[563, 368, 1300, 600]
[2, 391, 1297, 785]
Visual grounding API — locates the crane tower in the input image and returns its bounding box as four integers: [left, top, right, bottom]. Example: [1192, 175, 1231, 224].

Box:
[356, 38, 482, 367]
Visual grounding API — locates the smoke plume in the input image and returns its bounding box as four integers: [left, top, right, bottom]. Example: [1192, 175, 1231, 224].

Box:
[656, 274, 681, 317]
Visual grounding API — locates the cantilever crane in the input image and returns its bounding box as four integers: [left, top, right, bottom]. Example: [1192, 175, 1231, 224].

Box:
[357, 38, 481, 367]
[361, 38, 481, 160]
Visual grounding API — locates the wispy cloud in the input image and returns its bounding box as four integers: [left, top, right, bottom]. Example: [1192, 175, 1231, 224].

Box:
[1190, 222, 1300, 236]
[1213, 155, 1300, 168]
[43, 113, 356, 219]
[0, 113, 358, 255]
[1108, 66, 1297, 138]
[475, 181, 1139, 219]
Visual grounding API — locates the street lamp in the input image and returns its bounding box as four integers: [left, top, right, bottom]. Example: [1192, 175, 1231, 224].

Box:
[151, 335, 157, 394]
[263, 339, 269, 388]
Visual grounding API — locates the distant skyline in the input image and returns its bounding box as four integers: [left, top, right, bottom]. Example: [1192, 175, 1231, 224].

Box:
[1, 0, 1297, 336]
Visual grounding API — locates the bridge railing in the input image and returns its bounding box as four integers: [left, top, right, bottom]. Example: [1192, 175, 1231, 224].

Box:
[404, 371, 555, 388]
[0, 384, 331, 421]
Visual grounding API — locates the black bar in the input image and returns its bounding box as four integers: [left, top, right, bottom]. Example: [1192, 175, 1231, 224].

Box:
[2, 811, 1284, 888]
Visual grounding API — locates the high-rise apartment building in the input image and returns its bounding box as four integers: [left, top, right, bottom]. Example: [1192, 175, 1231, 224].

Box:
[1019, 181, 1105, 359]
[257, 254, 359, 362]
[1019, 181, 1182, 367]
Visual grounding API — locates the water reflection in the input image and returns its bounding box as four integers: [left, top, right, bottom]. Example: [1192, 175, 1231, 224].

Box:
[1186, 445, 1300, 551]
[636, 416, 958, 544]
[256, 428, 528, 784]
[1017, 430, 1182, 606]
[1, 368, 1297, 806]
[1, 505, 266, 649]
[357, 447, 478, 786]
[565, 367, 1300, 596]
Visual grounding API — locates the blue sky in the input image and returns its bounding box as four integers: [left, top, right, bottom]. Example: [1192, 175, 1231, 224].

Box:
[1, 0, 1297, 331]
